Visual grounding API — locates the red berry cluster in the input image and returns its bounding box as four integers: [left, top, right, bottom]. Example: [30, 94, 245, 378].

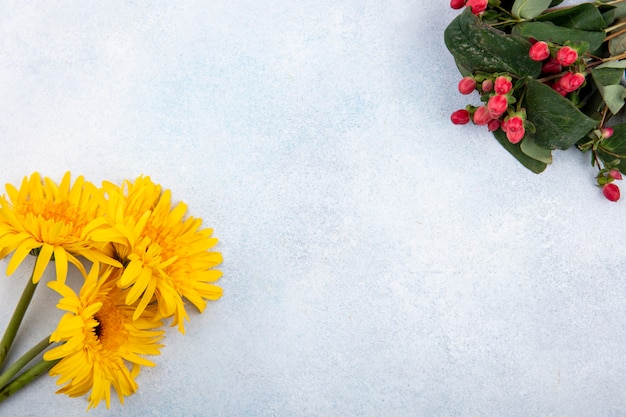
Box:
[450, 0, 487, 15]
[450, 74, 527, 144]
[592, 128, 623, 202]
[528, 41, 585, 96]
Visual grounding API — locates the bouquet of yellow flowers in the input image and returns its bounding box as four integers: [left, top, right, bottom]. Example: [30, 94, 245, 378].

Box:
[0, 172, 222, 409]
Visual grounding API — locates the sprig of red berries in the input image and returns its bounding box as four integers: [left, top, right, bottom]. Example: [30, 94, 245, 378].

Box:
[446, 0, 626, 203]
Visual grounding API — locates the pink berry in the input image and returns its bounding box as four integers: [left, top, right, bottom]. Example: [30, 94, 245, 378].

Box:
[601, 127, 614, 139]
[451, 109, 470, 125]
[504, 115, 525, 144]
[482, 79, 493, 92]
[556, 46, 578, 66]
[609, 169, 623, 180]
[603, 183, 620, 202]
[494, 76, 512, 95]
[529, 41, 550, 61]
[472, 106, 491, 126]
[458, 76, 476, 95]
[487, 94, 508, 119]
[466, 0, 488, 14]
[558, 72, 585, 93]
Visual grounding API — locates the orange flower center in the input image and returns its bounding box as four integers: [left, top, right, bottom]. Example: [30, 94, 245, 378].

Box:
[93, 297, 128, 352]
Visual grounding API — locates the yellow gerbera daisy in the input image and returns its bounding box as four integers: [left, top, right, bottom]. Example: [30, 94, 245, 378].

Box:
[92, 176, 222, 332]
[43, 263, 164, 409]
[0, 172, 120, 284]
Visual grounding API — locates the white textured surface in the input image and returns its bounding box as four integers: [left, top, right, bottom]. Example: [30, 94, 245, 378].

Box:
[1, 1, 626, 416]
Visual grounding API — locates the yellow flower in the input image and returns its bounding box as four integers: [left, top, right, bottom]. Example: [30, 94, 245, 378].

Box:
[0, 172, 120, 284]
[92, 176, 222, 332]
[43, 263, 164, 410]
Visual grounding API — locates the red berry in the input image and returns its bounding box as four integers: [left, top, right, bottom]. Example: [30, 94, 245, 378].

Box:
[487, 94, 508, 119]
[558, 72, 585, 93]
[450, 0, 466, 9]
[504, 115, 525, 144]
[529, 41, 550, 61]
[472, 106, 491, 126]
[458, 76, 476, 95]
[556, 46, 578, 66]
[494, 76, 512, 95]
[487, 119, 501, 132]
[451, 109, 470, 125]
[541, 57, 562, 75]
[466, 0, 487, 14]
[603, 183, 620, 202]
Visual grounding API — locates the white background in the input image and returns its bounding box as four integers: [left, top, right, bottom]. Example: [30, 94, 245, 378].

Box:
[1, 1, 626, 416]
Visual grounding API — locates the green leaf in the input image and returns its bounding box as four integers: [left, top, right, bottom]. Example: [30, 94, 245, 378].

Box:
[536, 3, 607, 31]
[597, 123, 626, 171]
[599, 85, 626, 114]
[524, 79, 598, 149]
[520, 136, 553, 164]
[549, 0, 564, 6]
[493, 130, 548, 173]
[609, 30, 626, 56]
[592, 66, 624, 84]
[444, 9, 542, 78]
[512, 0, 552, 19]
[514, 21, 606, 51]
[595, 60, 626, 69]
[591, 67, 626, 114]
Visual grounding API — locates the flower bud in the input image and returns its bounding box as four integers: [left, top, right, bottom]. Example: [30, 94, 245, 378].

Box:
[602, 183, 620, 202]
[450, 0, 466, 9]
[601, 127, 614, 139]
[556, 46, 578, 66]
[558, 72, 585, 93]
[503, 115, 525, 144]
[529, 41, 550, 61]
[487, 94, 508, 119]
[472, 106, 491, 126]
[457, 76, 476, 95]
[541, 57, 562, 75]
[451, 109, 470, 125]
[481, 79, 493, 92]
[487, 119, 501, 132]
[609, 169, 623, 180]
[551, 82, 568, 97]
[494, 76, 512, 95]
[466, 0, 488, 14]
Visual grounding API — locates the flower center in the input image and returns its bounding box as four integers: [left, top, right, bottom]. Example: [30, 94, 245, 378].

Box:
[18, 200, 90, 236]
[93, 297, 128, 352]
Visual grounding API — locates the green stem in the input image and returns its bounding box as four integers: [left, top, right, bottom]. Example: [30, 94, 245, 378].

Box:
[0, 358, 59, 404]
[0, 268, 38, 371]
[0, 336, 51, 390]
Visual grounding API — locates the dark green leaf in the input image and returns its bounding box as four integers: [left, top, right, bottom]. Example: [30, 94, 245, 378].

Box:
[512, 0, 552, 19]
[549, 0, 564, 6]
[492, 130, 548, 173]
[592, 66, 624, 85]
[597, 123, 626, 171]
[524, 79, 598, 149]
[514, 21, 606, 51]
[536, 3, 607, 31]
[444, 9, 542, 78]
